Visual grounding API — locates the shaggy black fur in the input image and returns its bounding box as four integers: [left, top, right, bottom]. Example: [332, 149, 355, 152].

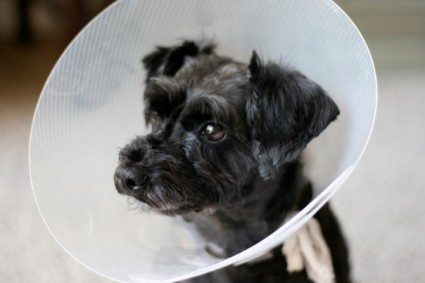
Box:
[114, 40, 350, 283]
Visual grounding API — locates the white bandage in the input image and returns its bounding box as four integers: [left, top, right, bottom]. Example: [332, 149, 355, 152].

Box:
[282, 216, 335, 283]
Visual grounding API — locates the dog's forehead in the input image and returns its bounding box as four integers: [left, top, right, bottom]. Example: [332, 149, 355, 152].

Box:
[178, 60, 249, 120]
[144, 55, 249, 127]
[177, 55, 247, 90]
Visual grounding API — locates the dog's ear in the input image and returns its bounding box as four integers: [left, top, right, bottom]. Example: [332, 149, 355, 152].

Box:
[142, 40, 215, 81]
[246, 51, 340, 179]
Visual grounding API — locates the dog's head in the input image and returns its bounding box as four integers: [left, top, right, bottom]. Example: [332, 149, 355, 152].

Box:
[114, 41, 339, 215]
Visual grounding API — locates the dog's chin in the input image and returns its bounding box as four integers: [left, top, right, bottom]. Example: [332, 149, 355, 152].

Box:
[155, 206, 196, 216]
[131, 196, 217, 216]
[156, 206, 218, 217]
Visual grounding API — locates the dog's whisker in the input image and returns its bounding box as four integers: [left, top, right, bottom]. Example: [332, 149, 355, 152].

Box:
[126, 196, 152, 214]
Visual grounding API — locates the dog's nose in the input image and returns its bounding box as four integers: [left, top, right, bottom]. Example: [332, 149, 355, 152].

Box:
[114, 166, 143, 194]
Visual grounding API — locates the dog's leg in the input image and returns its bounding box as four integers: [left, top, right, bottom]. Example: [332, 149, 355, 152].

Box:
[296, 183, 351, 283]
[314, 202, 351, 283]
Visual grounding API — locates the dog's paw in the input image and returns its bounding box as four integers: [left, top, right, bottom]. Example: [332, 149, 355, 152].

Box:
[205, 242, 226, 258]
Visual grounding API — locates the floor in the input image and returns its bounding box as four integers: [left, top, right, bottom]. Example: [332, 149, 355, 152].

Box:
[1, 35, 425, 282]
[333, 68, 425, 282]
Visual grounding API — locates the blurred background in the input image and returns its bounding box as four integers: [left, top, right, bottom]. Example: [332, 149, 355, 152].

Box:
[1, 0, 424, 282]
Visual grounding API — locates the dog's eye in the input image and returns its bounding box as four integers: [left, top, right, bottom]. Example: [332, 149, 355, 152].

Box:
[202, 123, 225, 142]
[149, 111, 160, 126]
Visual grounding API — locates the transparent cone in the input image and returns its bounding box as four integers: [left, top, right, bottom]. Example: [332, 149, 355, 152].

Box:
[29, 0, 377, 282]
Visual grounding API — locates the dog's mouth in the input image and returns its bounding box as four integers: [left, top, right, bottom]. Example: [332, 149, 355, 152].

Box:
[130, 195, 216, 216]
[114, 166, 219, 216]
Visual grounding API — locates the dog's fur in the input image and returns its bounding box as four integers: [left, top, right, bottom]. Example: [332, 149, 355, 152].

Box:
[114, 40, 350, 283]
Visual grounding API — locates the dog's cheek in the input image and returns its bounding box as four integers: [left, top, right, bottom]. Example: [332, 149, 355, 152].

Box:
[202, 139, 255, 182]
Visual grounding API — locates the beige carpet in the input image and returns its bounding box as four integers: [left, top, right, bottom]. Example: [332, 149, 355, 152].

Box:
[1, 40, 425, 282]
[332, 68, 425, 282]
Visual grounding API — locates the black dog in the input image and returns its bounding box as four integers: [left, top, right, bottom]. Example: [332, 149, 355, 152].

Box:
[114, 41, 350, 283]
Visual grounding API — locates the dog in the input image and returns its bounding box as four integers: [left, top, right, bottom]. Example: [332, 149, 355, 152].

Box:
[114, 40, 350, 283]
